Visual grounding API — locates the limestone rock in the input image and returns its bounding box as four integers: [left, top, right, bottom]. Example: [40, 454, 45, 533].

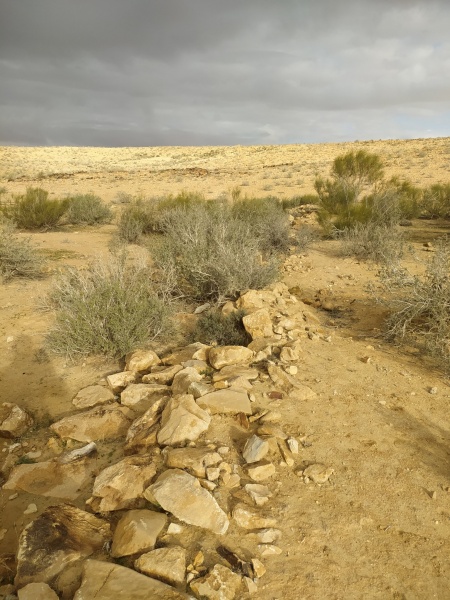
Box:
[15, 505, 110, 587]
[209, 346, 254, 370]
[73, 560, 192, 600]
[267, 365, 316, 401]
[18, 582, 59, 600]
[212, 366, 259, 383]
[242, 309, 273, 339]
[0, 403, 33, 438]
[246, 461, 276, 482]
[125, 349, 161, 372]
[242, 435, 269, 464]
[237, 289, 277, 310]
[165, 447, 222, 478]
[162, 343, 210, 365]
[111, 509, 167, 557]
[145, 469, 229, 535]
[279, 346, 300, 362]
[135, 546, 186, 585]
[3, 457, 94, 500]
[190, 564, 242, 600]
[171, 367, 202, 396]
[72, 385, 115, 409]
[142, 364, 183, 385]
[196, 389, 252, 415]
[87, 455, 157, 512]
[188, 381, 214, 399]
[244, 483, 272, 506]
[106, 371, 137, 393]
[232, 504, 277, 530]
[50, 403, 133, 442]
[303, 463, 334, 484]
[157, 395, 210, 447]
[120, 383, 170, 412]
[124, 400, 166, 453]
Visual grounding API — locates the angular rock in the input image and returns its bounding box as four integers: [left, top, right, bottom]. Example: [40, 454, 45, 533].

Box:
[212, 366, 259, 383]
[73, 560, 192, 600]
[145, 469, 229, 535]
[244, 483, 272, 507]
[165, 447, 222, 478]
[181, 359, 209, 372]
[303, 463, 334, 484]
[242, 435, 269, 464]
[106, 371, 137, 393]
[120, 383, 170, 412]
[196, 389, 252, 415]
[0, 403, 33, 438]
[111, 509, 167, 557]
[135, 546, 186, 586]
[251, 528, 282, 544]
[86, 455, 157, 512]
[157, 395, 210, 447]
[242, 309, 273, 340]
[15, 506, 110, 587]
[190, 564, 242, 600]
[267, 365, 316, 400]
[72, 385, 115, 409]
[124, 400, 166, 453]
[18, 582, 59, 600]
[208, 346, 254, 370]
[246, 461, 276, 482]
[162, 343, 210, 366]
[142, 364, 183, 385]
[232, 504, 277, 530]
[125, 349, 161, 372]
[237, 289, 277, 310]
[171, 367, 202, 396]
[279, 346, 300, 362]
[3, 457, 94, 500]
[50, 403, 134, 442]
[188, 381, 214, 399]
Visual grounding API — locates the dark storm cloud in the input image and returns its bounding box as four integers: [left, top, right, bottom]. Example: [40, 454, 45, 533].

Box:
[0, 0, 449, 145]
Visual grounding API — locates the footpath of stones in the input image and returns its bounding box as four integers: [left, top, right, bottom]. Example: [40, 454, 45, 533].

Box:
[0, 283, 336, 600]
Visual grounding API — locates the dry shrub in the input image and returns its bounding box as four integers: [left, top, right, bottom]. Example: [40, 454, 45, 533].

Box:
[341, 223, 404, 265]
[0, 187, 69, 230]
[191, 309, 251, 346]
[64, 194, 112, 225]
[0, 219, 45, 281]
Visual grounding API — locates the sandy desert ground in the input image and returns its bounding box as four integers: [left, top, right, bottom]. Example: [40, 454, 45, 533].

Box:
[0, 138, 450, 599]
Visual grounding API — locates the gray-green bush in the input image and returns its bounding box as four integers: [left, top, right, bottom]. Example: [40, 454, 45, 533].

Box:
[0, 219, 45, 281]
[64, 194, 113, 225]
[0, 187, 69, 230]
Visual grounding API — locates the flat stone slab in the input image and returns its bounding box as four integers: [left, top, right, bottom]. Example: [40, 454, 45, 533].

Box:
[50, 403, 134, 442]
[196, 389, 252, 415]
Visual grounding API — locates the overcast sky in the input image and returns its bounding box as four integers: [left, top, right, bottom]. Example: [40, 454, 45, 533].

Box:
[1, 0, 449, 146]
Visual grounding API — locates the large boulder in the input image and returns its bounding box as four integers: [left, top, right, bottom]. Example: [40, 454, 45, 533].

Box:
[72, 385, 115, 409]
[157, 395, 210, 447]
[120, 383, 170, 413]
[208, 346, 254, 370]
[0, 403, 33, 438]
[111, 509, 167, 557]
[236, 289, 277, 310]
[50, 403, 134, 442]
[242, 309, 273, 339]
[125, 349, 161, 373]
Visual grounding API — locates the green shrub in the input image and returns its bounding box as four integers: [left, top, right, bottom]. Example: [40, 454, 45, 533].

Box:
[0, 187, 69, 230]
[64, 194, 113, 225]
[45, 252, 174, 360]
[341, 222, 404, 265]
[191, 309, 251, 346]
[0, 219, 45, 281]
[422, 183, 450, 218]
[281, 194, 318, 210]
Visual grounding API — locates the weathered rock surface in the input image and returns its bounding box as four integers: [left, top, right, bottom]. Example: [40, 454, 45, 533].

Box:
[50, 403, 134, 442]
[303, 463, 334, 484]
[171, 367, 202, 396]
[3, 457, 94, 500]
[142, 364, 183, 385]
[165, 447, 222, 478]
[0, 403, 33, 438]
[190, 564, 242, 600]
[267, 364, 316, 400]
[106, 371, 137, 393]
[135, 546, 186, 585]
[18, 582, 59, 600]
[111, 509, 167, 557]
[120, 383, 170, 412]
[242, 435, 270, 464]
[232, 504, 277, 530]
[242, 309, 274, 339]
[86, 455, 157, 512]
[188, 381, 214, 399]
[145, 469, 229, 535]
[212, 366, 259, 383]
[237, 289, 277, 310]
[73, 560, 193, 600]
[72, 385, 115, 409]
[162, 343, 210, 365]
[196, 389, 252, 415]
[157, 395, 210, 447]
[125, 349, 161, 372]
[208, 346, 254, 370]
[244, 483, 272, 506]
[15, 505, 110, 587]
[246, 461, 276, 482]
[124, 400, 166, 453]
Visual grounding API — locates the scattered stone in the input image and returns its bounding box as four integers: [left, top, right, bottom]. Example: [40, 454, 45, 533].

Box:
[267, 365, 316, 401]
[18, 582, 59, 600]
[278, 442, 295, 467]
[285, 365, 298, 375]
[216, 545, 254, 578]
[145, 469, 229, 535]
[23, 504, 38, 515]
[213, 366, 259, 383]
[232, 504, 277, 530]
[111, 509, 167, 557]
[303, 463, 334, 484]
[157, 395, 211, 446]
[124, 399, 166, 453]
[429, 386, 438, 395]
[125, 349, 160, 372]
[242, 435, 269, 464]
[208, 346, 254, 370]
[182, 359, 209, 372]
[237, 289, 277, 310]
[190, 564, 242, 600]
[206, 466, 220, 481]
[250, 529, 282, 544]
[221, 473, 241, 488]
[135, 546, 186, 585]
[167, 523, 184, 535]
[120, 383, 170, 412]
[15, 505, 110, 587]
[0, 403, 33, 438]
[188, 381, 214, 399]
[257, 423, 287, 439]
[247, 461, 276, 482]
[244, 576, 258, 594]
[242, 309, 273, 339]
[142, 364, 183, 385]
[172, 368, 202, 396]
[258, 544, 282, 556]
[287, 437, 299, 454]
[251, 558, 266, 578]
[244, 483, 272, 507]
[162, 343, 210, 365]
[279, 346, 300, 362]
[50, 403, 134, 442]
[106, 371, 137, 393]
[57, 442, 97, 464]
[72, 385, 115, 409]
[197, 389, 252, 415]
[87, 455, 157, 512]
[73, 559, 191, 600]
[165, 447, 222, 478]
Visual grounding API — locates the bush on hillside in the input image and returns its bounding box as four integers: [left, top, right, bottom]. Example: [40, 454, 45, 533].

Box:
[422, 183, 450, 218]
[0, 219, 45, 281]
[64, 194, 113, 225]
[191, 309, 251, 346]
[0, 188, 69, 230]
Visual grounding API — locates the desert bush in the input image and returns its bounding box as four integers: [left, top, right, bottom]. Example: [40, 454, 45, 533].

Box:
[64, 194, 112, 225]
[155, 203, 279, 303]
[45, 252, 174, 359]
[422, 183, 450, 218]
[0, 219, 45, 281]
[281, 194, 318, 210]
[191, 309, 251, 346]
[0, 187, 69, 230]
[295, 225, 319, 252]
[341, 222, 404, 265]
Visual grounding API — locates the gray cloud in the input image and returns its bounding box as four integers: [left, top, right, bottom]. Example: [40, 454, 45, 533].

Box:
[0, 0, 449, 145]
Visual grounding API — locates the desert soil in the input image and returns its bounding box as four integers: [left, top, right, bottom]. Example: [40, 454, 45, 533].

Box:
[1, 138, 450, 599]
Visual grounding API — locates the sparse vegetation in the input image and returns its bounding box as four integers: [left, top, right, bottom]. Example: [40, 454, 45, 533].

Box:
[0, 219, 45, 281]
[422, 183, 450, 218]
[0, 187, 69, 230]
[191, 309, 251, 346]
[281, 194, 318, 210]
[341, 222, 404, 265]
[64, 194, 113, 225]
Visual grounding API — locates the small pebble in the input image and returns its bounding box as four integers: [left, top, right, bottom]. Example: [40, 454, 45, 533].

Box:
[429, 387, 438, 395]
[24, 503, 38, 515]
[8, 494, 18, 501]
